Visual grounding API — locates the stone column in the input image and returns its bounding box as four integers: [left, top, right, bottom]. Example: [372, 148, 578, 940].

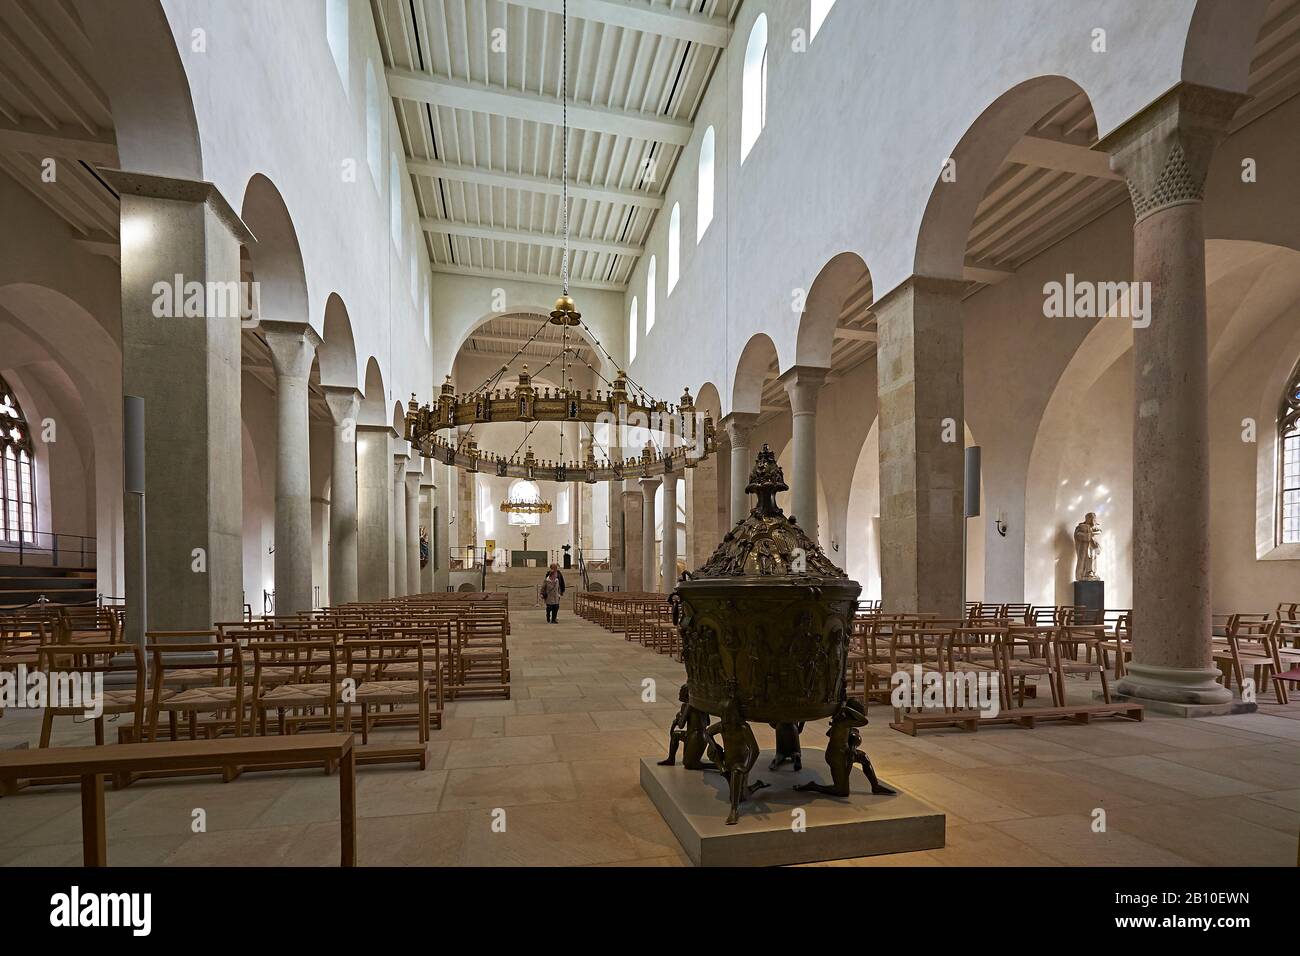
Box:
[661, 472, 678, 592]
[873, 275, 967, 617]
[721, 412, 758, 527]
[103, 170, 251, 634]
[322, 387, 360, 606]
[640, 476, 661, 593]
[355, 425, 393, 601]
[261, 320, 320, 616]
[405, 471, 421, 595]
[780, 365, 829, 543]
[1100, 84, 1246, 711]
[420, 471, 436, 593]
[392, 451, 409, 597]
[623, 480, 643, 591]
[608, 441, 625, 589]
[690, 452, 721, 564]
[608, 478, 624, 588]
[433, 466, 451, 593]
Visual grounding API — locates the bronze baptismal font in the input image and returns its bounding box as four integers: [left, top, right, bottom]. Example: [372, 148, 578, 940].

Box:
[659, 444, 894, 824]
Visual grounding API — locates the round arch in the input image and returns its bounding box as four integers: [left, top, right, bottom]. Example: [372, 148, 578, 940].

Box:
[442, 306, 615, 383]
[913, 75, 1097, 280]
[241, 173, 310, 326]
[0, 283, 124, 597]
[1182, 0, 1270, 92]
[319, 293, 359, 389]
[74, 0, 203, 179]
[797, 252, 871, 369]
[730, 333, 781, 416]
[358, 356, 388, 427]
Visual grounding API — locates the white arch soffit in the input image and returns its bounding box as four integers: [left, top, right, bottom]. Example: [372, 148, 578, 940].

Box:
[319, 294, 360, 390]
[729, 334, 783, 417]
[447, 307, 610, 380]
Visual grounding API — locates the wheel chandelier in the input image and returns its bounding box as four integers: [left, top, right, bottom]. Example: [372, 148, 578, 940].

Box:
[404, 0, 716, 485]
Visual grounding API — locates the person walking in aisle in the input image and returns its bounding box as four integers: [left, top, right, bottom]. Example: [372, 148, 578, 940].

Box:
[540, 563, 566, 623]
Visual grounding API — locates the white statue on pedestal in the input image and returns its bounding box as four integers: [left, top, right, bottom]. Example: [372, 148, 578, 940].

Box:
[1073, 512, 1102, 581]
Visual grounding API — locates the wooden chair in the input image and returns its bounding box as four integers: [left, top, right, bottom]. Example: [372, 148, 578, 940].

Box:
[1216, 616, 1289, 704]
[452, 614, 509, 698]
[1000, 626, 1063, 707]
[148, 639, 245, 741]
[37, 643, 150, 747]
[251, 639, 340, 735]
[343, 638, 430, 745]
[1098, 612, 1132, 678]
[1052, 626, 1111, 703]
[945, 627, 1007, 711]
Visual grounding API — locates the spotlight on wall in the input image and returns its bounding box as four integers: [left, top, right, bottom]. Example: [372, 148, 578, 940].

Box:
[830, 537, 840, 552]
[995, 511, 1008, 537]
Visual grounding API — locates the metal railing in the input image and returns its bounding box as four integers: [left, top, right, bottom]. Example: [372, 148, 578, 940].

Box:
[576, 551, 590, 591]
[0, 530, 96, 568]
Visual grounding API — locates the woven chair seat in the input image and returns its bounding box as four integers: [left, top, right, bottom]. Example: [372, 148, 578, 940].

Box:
[258, 682, 337, 709]
[353, 680, 422, 705]
[162, 668, 223, 689]
[48, 688, 170, 716]
[248, 665, 301, 686]
[459, 646, 505, 658]
[158, 685, 241, 711]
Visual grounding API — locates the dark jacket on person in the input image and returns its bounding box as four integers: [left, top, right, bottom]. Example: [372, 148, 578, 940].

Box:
[540, 570, 566, 602]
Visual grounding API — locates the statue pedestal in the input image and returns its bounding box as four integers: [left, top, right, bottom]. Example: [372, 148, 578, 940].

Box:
[1073, 579, 1104, 621]
[640, 749, 945, 867]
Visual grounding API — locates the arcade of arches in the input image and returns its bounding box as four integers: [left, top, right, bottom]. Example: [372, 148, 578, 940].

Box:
[1, 0, 1299, 870]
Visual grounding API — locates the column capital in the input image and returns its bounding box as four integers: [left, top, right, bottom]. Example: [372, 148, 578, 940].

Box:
[261, 320, 322, 380]
[357, 422, 399, 439]
[639, 475, 662, 495]
[867, 274, 968, 319]
[322, 385, 362, 426]
[778, 365, 830, 416]
[720, 411, 759, 447]
[405, 472, 422, 491]
[1097, 83, 1249, 223]
[100, 168, 255, 244]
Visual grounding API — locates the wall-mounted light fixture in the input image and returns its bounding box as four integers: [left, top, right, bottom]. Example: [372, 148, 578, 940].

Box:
[995, 510, 1008, 537]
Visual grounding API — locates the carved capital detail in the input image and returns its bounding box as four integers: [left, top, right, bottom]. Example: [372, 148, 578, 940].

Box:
[1099, 83, 1249, 223]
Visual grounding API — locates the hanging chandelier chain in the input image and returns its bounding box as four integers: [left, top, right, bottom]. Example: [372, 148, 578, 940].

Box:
[561, 0, 570, 297]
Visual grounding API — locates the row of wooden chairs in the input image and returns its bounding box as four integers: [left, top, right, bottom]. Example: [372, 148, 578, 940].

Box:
[34, 631, 444, 749]
[1213, 615, 1300, 704]
[846, 617, 1113, 714]
[574, 591, 681, 658]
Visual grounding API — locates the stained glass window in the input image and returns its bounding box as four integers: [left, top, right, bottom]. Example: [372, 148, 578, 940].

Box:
[0, 376, 37, 543]
[1280, 360, 1300, 544]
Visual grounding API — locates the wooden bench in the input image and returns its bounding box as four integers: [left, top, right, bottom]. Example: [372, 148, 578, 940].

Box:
[0, 733, 357, 866]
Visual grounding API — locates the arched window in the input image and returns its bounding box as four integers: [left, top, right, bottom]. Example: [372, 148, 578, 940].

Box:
[365, 60, 382, 189]
[1280, 361, 1300, 544]
[646, 256, 657, 332]
[0, 377, 36, 543]
[629, 298, 639, 362]
[326, 0, 349, 92]
[741, 14, 768, 163]
[810, 0, 836, 42]
[697, 126, 715, 241]
[507, 479, 542, 527]
[667, 203, 681, 294]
